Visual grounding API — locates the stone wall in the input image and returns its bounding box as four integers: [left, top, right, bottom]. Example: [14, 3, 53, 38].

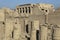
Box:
[0, 4, 60, 40]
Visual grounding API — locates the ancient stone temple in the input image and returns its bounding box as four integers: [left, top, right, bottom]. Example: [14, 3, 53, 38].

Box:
[16, 4, 54, 40]
[0, 3, 60, 40]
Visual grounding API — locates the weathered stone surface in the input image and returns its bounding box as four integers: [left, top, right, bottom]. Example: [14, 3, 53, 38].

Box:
[0, 3, 60, 40]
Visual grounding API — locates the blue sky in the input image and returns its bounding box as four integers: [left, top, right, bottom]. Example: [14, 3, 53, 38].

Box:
[0, 0, 60, 9]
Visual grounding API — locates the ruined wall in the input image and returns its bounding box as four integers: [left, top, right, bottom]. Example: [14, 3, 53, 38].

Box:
[0, 4, 60, 40]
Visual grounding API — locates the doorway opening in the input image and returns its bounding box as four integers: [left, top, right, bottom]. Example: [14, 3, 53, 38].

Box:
[36, 30, 39, 40]
[26, 24, 29, 33]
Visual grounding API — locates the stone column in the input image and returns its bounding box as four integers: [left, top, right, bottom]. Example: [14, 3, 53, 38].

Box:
[30, 20, 39, 40]
[14, 18, 21, 40]
[44, 14, 48, 24]
[4, 19, 13, 40]
[20, 19, 26, 40]
[30, 30, 36, 40]
[0, 22, 5, 40]
[40, 24, 48, 40]
[47, 24, 53, 40]
[28, 21, 32, 35]
[53, 25, 60, 40]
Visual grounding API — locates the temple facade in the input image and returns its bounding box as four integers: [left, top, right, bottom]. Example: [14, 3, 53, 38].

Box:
[0, 3, 60, 40]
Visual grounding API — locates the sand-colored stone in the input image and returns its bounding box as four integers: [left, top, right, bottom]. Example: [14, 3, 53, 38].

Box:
[0, 3, 60, 40]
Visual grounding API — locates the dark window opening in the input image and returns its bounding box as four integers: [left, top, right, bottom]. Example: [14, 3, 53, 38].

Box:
[15, 22, 17, 24]
[41, 9, 44, 11]
[36, 30, 39, 40]
[22, 8, 24, 13]
[27, 37, 30, 40]
[26, 24, 29, 33]
[12, 31, 14, 38]
[20, 8, 22, 13]
[3, 22, 5, 24]
[45, 10, 48, 12]
[25, 7, 27, 13]
[28, 7, 31, 13]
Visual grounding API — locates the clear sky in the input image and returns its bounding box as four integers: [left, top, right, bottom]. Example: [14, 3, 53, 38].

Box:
[0, 0, 60, 9]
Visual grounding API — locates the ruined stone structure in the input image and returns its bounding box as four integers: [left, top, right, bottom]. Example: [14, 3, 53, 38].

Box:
[0, 3, 60, 40]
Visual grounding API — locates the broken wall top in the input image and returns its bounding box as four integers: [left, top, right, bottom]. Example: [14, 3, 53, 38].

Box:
[0, 7, 19, 21]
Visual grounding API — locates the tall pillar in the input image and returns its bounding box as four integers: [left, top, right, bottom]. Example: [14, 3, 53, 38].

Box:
[47, 24, 53, 40]
[4, 19, 13, 40]
[30, 30, 36, 40]
[14, 18, 21, 40]
[40, 24, 48, 40]
[0, 22, 5, 40]
[28, 21, 32, 35]
[30, 20, 39, 40]
[45, 15, 48, 24]
[20, 19, 26, 40]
